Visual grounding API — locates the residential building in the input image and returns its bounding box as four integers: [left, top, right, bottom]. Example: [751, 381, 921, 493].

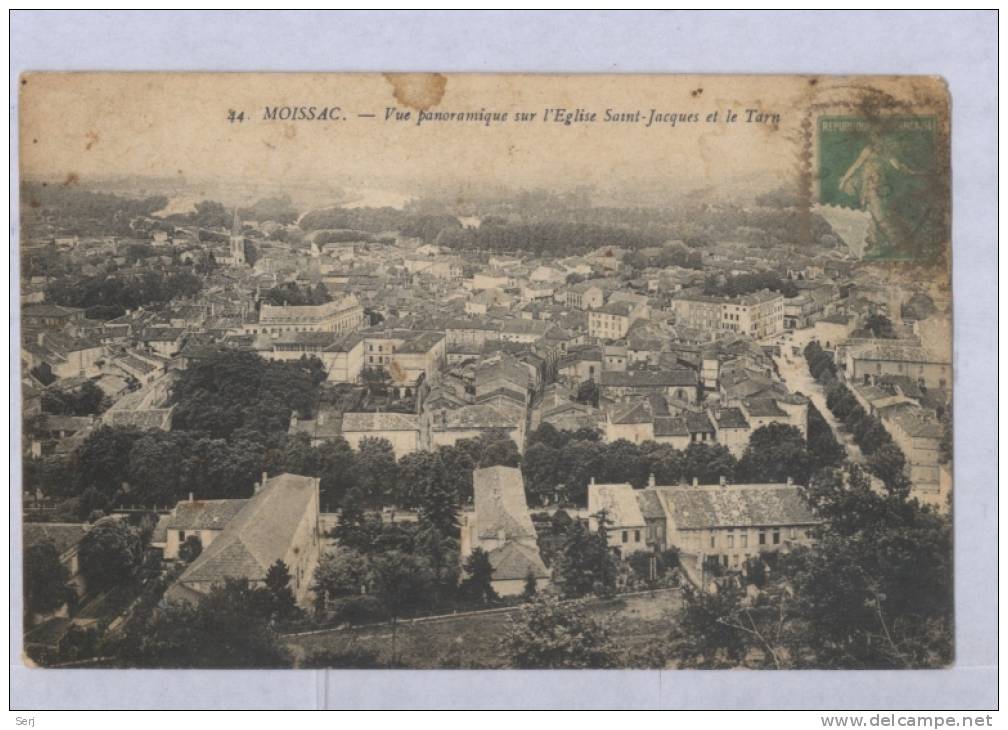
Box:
[249, 294, 364, 336]
[460, 466, 550, 596]
[587, 481, 649, 557]
[150, 496, 248, 561]
[341, 411, 421, 459]
[165, 473, 321, 608]
[647, 482, 819, 576]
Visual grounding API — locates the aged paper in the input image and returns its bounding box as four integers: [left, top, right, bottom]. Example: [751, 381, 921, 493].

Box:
[19, 74, 952, 670]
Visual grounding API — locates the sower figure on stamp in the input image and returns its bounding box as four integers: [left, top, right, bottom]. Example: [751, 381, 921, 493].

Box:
[838, 131, 924, 258]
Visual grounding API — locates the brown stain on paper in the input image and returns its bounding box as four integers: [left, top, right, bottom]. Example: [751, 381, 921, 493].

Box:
[85, 131, 99, 151]
[383, 73, 447, 111]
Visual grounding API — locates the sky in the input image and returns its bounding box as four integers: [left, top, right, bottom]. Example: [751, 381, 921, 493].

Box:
[18, 73, 947, 207]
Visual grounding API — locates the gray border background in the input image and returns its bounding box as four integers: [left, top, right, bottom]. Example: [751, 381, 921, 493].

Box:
[8, 10, 997, 710]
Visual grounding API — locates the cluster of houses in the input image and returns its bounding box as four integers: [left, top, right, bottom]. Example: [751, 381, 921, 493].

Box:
[22, 204, 953, 633]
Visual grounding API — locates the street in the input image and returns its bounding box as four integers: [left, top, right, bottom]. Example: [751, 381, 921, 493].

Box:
[768, 329, 864, 464]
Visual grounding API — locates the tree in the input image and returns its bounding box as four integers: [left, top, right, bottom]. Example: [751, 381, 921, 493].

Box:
[71, 425, 144, 499]
[736, 423, 812, 484]
[864, 314, 896, 339]
[521, 441, 562, 504]
[263, 559, 299, 621]
[553, 519, 617, 598]
[576, 379, 599, 407]
[867, 442, 911, 498]
[178, 534, 203, 563]
[312, 548, 370, 608]
[671, 583, 750, 668]
[807, 403, 845, 470]
[370, 550, 436, 619]
[24, 541, 73, 621]
[355, 437, 398, 508]
[500, 596, 621, 668]
[522, 570, 538, 600]
[77, 520, 142, 594]
[333, 487, 382, 553]
[681, 442, 738, 485]
[459, 547, 497, 603]
[127, 579, 291, 668]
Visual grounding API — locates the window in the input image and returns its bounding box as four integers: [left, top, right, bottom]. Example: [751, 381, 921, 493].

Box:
[789, 527, 798, 540]
[710, 534, 716, 548]
[773, 530, 781, 545]
[178, 531, 185, 542]
[634, 530, 641, 543]
[726, 534, 734, 548]
[740, 533, 748, 548]
[759, 531, 767, 546]
[622, 531, 628, 543]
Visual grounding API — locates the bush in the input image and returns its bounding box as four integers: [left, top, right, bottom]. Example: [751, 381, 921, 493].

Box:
[328, 595, 386, 626]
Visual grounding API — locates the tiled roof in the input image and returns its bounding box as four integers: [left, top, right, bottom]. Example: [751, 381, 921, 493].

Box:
[636, 489, 665, 520]
[654, 416, 689, 437]
[598, 369, 697, 388]
[341, 411, 419, 433]
[655, 484, 818, 530]
[103, 408, 173, 431]
[473, 466, 535, 541]
[589, 483, 646, 528]
[174, 473, 317, 586]
[152, 499, 248, 542]
[743, 398, 789, 418]
[431, 404, 522, 431]
[23, 522, 88, 557]
[685, 412, 715, 434]
[610, 399, 652, 425]
[487, 541, 549, 581]
[714, 407, 750, 430]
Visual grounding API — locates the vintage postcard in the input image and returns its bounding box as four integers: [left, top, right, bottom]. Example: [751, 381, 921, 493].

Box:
[18, 73, 952, 670]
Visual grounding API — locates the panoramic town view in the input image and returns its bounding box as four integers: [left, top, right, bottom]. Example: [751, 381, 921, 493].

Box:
[19, 174, 953, 670]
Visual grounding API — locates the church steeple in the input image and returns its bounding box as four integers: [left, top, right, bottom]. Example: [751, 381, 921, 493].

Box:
[230, 206, 245, 265]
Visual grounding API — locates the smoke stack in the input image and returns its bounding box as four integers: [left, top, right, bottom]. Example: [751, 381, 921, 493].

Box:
[692, 477, 699, 487]
[590, 476, 595, 487]
[648, 473, 656, 489]
[188, 492, 194, 502]
[787, 476, 793, 486]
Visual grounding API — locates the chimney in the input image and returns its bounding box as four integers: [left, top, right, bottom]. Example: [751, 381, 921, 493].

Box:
[692, 477, 699, 487]
[787, 476, 793, 486]
[648, 473, 656, 489]
[188, 492, 194, 502]
[590, 476, 595, 487]
[719, 476, 726, 487]
[290, 411, 299, 426]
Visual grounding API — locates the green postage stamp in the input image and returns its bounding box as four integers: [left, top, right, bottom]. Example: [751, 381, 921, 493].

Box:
[818, 116, 943, 262]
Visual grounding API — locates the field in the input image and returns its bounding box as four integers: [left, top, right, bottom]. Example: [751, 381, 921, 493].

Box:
[284, 587, 683, 669]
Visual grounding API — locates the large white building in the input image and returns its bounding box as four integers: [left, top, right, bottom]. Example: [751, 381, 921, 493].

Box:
[248, 294, 365, 336]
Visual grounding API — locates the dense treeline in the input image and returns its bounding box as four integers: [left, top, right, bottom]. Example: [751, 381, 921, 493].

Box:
[170, 350, 326, 440]
[21, 183, 168, 237]
[45, 269, 203, 320]
[703, 270, 799, 299]
[436, 221, 666, 257]
[299, 206, 460, 243]
[804, 341, 913, 496]
[259, 282, 331, 307]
